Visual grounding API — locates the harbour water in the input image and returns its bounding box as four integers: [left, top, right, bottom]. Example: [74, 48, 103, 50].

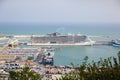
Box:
[0, 23, 120, 66]
[54, 45, 119, 66]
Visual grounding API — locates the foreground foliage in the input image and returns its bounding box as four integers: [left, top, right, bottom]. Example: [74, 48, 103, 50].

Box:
[9, 67, 41, 80]
[61, 51, 120, 80]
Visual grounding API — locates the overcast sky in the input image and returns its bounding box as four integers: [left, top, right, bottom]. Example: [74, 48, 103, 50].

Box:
[0, 0, 120, 24]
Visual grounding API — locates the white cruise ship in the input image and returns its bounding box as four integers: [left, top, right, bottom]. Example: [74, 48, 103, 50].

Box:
[28, 32, 95, 46]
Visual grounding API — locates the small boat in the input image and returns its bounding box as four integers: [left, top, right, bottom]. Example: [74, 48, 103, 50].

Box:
[112, 39, 120, 47]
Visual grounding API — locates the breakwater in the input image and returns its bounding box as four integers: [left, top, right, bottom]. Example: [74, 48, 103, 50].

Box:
[94, 41, 112, 45]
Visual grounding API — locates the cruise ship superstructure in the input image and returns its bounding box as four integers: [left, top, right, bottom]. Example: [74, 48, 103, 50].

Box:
[29, 32, 95, 46]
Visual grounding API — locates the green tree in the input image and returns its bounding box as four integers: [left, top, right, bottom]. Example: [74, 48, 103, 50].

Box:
[9, 67, 41, 80]
[118, 51, 120, 64]
[61, 51, 120, 80]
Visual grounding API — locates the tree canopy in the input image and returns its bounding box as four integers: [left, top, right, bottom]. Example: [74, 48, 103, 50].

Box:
[9, 67, 41, 80]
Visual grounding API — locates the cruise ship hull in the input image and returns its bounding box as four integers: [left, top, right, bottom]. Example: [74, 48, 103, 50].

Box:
[27, 41, 95, 46]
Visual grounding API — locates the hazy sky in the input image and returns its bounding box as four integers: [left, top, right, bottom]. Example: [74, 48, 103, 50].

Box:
[0, 0, 120, 24]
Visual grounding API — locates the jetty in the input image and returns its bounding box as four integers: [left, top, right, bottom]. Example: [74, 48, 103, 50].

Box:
[94, 41, 112, 45]
[0, 34, 113, 46]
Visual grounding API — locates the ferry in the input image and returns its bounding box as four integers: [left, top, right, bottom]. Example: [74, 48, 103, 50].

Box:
[112, 39, 120, 47]
[38, 48, 54, 66]
[29, 32, 95, 46]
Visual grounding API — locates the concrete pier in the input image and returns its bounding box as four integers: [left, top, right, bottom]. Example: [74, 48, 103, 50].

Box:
[94, 41, 112, 45]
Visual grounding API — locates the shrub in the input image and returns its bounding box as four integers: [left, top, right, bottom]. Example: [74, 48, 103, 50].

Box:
[61, 51, 120, 80]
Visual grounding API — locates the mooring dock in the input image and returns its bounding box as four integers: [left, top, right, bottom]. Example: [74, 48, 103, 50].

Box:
[94, 41, 112, 45]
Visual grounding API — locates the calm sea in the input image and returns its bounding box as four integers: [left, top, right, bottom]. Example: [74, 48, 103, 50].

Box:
[0, 23, 120, 65]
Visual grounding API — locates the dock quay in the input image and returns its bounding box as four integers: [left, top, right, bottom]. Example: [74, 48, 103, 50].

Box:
[1, 34, 114, 46]
[94, 41, 112, 45]
[27, 41, 112, 46]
